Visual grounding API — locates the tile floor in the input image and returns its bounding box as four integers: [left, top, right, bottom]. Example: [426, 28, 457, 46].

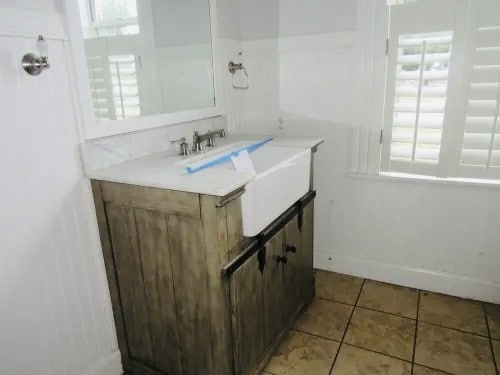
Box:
[262, 270, 500, 375]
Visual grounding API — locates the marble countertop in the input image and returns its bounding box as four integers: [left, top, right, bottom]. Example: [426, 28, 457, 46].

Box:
[87, 134, 323, 197]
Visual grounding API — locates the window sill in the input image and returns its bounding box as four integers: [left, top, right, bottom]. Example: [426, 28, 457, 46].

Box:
[347, 171, 500, 190]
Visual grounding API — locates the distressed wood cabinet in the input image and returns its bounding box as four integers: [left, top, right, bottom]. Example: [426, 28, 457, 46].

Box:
[91, 180, 315, 375]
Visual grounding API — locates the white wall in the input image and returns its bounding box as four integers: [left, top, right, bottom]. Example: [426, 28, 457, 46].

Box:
[236, 0, 500, 303]
[151, 0, 211, 47]
[0, 0, 61, 13]
[0, 4, 121, 375]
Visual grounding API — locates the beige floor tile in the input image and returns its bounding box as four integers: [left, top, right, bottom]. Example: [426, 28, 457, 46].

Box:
[493, 340, 500, 373]
[343, 307, 415, 361]
[331, 344, 411, 375]
[412, 365, 449, 374]
[419, 291, 488, 335]
[264, 330, 339, 375]
[485, 303, 500, 339]
[315, 271, 363, 305]
[357, 279, 419, 318]
[415, 322, 496, 375]
[293, 298, 352, 341]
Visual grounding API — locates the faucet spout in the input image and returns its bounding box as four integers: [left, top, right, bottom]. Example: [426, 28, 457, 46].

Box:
[192, 129, 226, 151]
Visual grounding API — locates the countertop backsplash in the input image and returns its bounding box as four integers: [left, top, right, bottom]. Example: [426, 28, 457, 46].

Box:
[80, 115, 227, 174]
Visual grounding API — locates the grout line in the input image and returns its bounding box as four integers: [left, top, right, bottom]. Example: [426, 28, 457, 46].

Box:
[316, 296, 416, 320]
[316, 295, 491, 339]
[290, 328, 341, 344]
[418, 320, 490, 339]
[343, 342, 413, 364]
[411, 290, 421, 375]
[412, 363, 455, 375]
[355, 305, 416, 321]
[483, 303, 499, 375]
[328, 279, 366, 375]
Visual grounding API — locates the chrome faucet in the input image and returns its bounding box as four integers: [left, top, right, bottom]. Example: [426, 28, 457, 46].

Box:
[192, 129, 226, 152]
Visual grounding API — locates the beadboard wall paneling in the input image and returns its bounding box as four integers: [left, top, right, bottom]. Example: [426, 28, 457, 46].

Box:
[0, 33, 120, 375]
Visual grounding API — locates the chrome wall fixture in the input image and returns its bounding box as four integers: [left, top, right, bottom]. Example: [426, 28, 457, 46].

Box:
[228, 53, 249, 90]
[22, 35, 50, 76]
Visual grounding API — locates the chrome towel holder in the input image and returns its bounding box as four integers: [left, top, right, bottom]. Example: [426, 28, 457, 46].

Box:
[228, 53, 249, 90]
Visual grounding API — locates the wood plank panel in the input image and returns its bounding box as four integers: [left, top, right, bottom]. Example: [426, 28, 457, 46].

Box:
[129, 360, 164, 375]
[300, 202, 315, 303]
[101, 181, 201, 218]
[106, 204, 155, 364]
[284, 215, 303, 323]
[201, 196, 233, 374]
[90, 181, 130, 370]
[264, 231, 285, 351]
[225, 197, 244, 255]
[230, 251, 265, 375]
[167, 214, 210, 375]
[134, 209, 182, 374]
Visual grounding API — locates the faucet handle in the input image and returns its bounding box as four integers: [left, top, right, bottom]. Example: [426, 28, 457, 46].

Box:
[170, 137, 190, 156]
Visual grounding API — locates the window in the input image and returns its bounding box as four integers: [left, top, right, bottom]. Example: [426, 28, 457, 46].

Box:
[380, 0, 500, 180]
[81, 0, 139, 38]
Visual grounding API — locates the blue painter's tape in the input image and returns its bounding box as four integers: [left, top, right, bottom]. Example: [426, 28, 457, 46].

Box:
[185, 137, 273, 175]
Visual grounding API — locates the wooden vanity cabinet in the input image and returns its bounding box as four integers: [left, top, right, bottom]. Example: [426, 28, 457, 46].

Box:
[91, 180, 315, 375]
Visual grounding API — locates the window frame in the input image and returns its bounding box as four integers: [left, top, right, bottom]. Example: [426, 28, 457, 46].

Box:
[352, 0, 500, 182]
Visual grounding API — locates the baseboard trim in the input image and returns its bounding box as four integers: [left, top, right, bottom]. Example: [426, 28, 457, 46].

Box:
[314, 250, 500, 304]
[84, 351, 122, 375]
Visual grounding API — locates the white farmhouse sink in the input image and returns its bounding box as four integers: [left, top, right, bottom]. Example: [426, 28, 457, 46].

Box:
[238, 146, 311, 236]
[184, 142, 311, 237]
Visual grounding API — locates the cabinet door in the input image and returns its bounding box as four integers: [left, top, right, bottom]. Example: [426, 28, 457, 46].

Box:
[230, 248, 265, 375]
[107, 205, 182, 374]
[300, 200, 314, 303]
[283, 215, 303, 322]
[263, 230, 285, 351]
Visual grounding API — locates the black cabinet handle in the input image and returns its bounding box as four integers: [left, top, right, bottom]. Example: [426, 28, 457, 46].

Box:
[276, 256, 288, 265]
[286, 245, 297, 253]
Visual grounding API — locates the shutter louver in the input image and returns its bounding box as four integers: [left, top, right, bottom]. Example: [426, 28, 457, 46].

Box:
[460, 26, 500, 173]
[109, 55, 141, 120]
[87, 55, 113, 122]
[389, 32, 453, 165]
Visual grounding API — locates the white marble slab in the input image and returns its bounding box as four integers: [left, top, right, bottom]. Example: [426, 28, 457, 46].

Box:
[86, 133, 323, 197]
[80, 116, 226, 173]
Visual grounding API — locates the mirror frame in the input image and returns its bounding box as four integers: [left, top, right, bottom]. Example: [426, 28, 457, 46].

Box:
[64, 0, 222, 140]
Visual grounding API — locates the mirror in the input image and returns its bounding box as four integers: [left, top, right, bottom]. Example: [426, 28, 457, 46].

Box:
[77, 0, 215, 122]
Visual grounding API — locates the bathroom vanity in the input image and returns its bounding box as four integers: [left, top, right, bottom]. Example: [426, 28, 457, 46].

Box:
[89, 135, 322, 375]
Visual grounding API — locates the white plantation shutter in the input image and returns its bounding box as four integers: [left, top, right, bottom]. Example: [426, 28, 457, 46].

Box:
[84, 35, 142, 122]
[457, 1, 500, 179]
[389, 32, 452, 166]
[109, 55, 141, 120]
[381, 0, 459, 176]
[86, 55, 115, 121]
[375, 0, 500, 181]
